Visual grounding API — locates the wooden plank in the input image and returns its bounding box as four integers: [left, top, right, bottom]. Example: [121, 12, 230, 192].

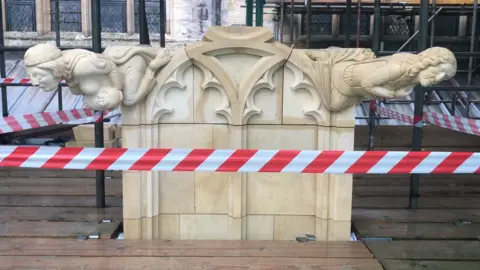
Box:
[365, 240, 480, 260]
[0, 195, 122, 207]
[353, 197, 480, 209]
[0, 185, 122, 196]
[355, 126, 480, 148]
[0, 239, 374, 258]
[354, 221, 480, 240]
[353, 209, 480, 223]
[0, 168, 122, 178]
[0, 221, 100, 238]
[0, 206, 122, 222]
[380, 260, 480, 270]
[0, 177, 122, 186]
[354, 175, 480, 187]
[0, 257, 384, 270]
[354, 186, 480, 197]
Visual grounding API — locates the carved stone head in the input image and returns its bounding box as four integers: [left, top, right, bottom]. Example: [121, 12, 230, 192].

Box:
[413, 47, 457, 87]
[24, 44, 65, 92]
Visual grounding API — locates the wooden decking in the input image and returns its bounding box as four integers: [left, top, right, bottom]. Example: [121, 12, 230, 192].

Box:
[0, 167, 381, 269]
[0, 168, 123, 239]
[352, 126, 480, 269]
[1, 125, 479, 269]
[0, 239, 382, 269]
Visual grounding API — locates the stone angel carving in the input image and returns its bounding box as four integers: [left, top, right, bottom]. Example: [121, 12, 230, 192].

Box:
[305, 46, 457, 112]
[24, 43, 172, 111]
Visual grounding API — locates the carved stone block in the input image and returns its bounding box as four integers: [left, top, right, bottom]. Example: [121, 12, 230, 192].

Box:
[25, 26, 457, 241]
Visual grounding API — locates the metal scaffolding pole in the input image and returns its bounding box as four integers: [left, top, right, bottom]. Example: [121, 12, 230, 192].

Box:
[372, 0, 381, 52]
[139, 0, 150, 45]
[356, 0, 362, 48]
[397, 7, 443, 52]
[367, 0, 381, 151]
[246, 0, 254, 26]
[0, 4, 7, 117]
[466, 0, 478, 117]
[54, 0, 63, 111]
[345, 0, 352, 47]
[256, 0, 264, 26]
[409, 0, 429, 210]
[429, 0, 436, 47]
[306, 0, 312, 48]
[290, 0, 294, 44]
[280, 0, 284, 42]
[160, 0, 166, 47]
[91, 0, 106, 209]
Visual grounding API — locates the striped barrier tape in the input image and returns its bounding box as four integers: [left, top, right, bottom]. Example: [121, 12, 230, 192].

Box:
[376, 107, 480, 136]
[0, 78, 66, 85]
[0, 78, 65, 85]
[0, 109, 114, 135]
[0, 146, 478, 174]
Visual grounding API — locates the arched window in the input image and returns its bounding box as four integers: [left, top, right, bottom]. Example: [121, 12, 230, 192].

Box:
[100, 0, 127, 32]
[50, 0, 82, 32]
[134, 0, 161, 33]
[5, 0, 36, 32]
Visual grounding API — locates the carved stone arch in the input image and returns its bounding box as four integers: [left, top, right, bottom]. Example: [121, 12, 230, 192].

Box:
[284, 49, 330, 126]
[185, 26, 292, 125]
[146, 48, 193, 123]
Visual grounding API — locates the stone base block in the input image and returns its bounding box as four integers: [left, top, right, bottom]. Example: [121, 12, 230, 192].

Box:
[72, 123, 119, 141]
[123, 214, 351, 241]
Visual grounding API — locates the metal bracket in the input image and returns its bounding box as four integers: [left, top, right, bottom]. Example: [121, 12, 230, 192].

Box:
[454, 219, 471, 226]
[76, 235, 89, 241]
[89, 232, 100, 239]
[296, 234, 316, 242]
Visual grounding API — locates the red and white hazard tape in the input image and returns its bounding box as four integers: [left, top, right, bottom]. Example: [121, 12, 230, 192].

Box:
[423, 110, 480, 136]
[0, 78, 66, 85]
[377, 107, 480, 136]
[0, 146, 478, 174]
[0, 109, 112, 135]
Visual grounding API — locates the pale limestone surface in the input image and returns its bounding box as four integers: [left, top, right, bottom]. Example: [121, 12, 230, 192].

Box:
[25, 26, 457, 241]
[24, 43, 172, 111]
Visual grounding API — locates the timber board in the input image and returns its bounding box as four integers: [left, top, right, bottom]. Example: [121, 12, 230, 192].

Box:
[0, 257, 383, 270]
[0, 176, 122, 186]
[365, 240, 480, 260]
[353, 175, 480, 186]
[354, 221, 480, 240]
[0, 206, 122, 222]
[0, 184, 122, 196]
[0, 168, 122, 178]
[0, 221, 121, 239]
[353, 209, 480, 223]
[355, 126, 480, 148]
[380, 260, 480, 270]
[0, 195, 123, 207]
[0, 238, 374, 258]
[0, 238, 384, 269]
[353, 196, 480, 209]
[353, 186, 480, 197]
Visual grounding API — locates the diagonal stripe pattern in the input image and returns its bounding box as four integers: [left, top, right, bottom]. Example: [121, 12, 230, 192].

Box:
[377, 107, 480, 136]
[0, 146, 478, 174]
[0, 109, 115, 135]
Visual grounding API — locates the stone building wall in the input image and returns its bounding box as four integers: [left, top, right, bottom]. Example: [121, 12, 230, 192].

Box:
[2, 0, 277, 47]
